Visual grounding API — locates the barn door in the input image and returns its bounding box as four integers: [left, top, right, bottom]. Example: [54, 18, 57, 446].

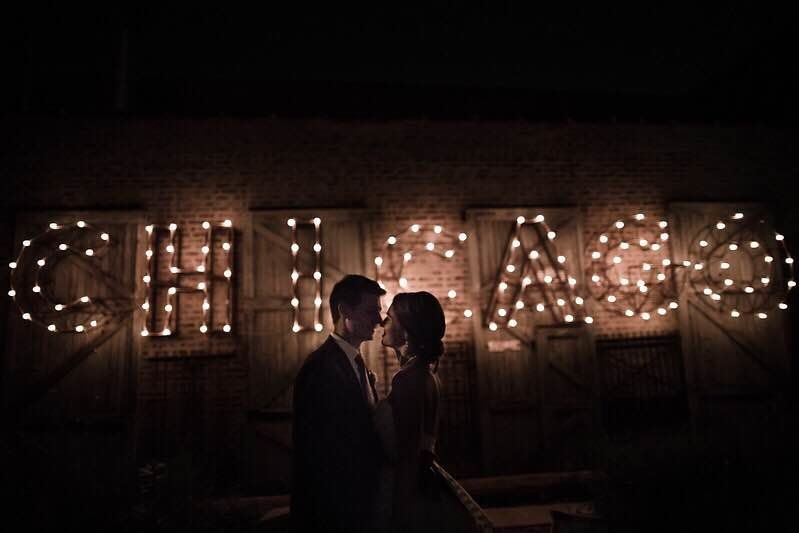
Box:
[2, 210, 143, 520]
[466, 207, 598, 474]
[244, 208, 371, 493]
[669, 203, 792, 434]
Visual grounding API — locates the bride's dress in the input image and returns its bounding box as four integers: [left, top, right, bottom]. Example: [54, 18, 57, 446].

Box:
[373, 360, 493, 533]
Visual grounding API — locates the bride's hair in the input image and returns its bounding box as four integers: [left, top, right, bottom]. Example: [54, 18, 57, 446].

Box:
[391, 291, 446, 363]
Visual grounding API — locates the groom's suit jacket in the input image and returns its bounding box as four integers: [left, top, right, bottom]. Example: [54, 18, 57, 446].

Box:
[290, 336, 381, 533]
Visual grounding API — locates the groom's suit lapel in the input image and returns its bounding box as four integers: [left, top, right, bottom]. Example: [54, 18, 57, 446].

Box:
[324, 336, 367, 404]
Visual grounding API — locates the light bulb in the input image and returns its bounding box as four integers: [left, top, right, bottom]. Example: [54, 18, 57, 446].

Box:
[55, 304, 64, 311]
[49, 222, 59, 229]
[703, 288, 713, 295]
[224, 269, 232, 278]
[659, 221, 668, 229]
[200, 324, 208, 333]
[141, 301, 149, 310]
[557, 298, 565, 306]
[290, 243, 299, 254]
[141, 329, 149, 337]
[145, 225, 153, 234]
[85, 249, 94, 256]
[662, 259, 671, 266]
[290, 322, 299, 332]
[643, 263, 651, 271]
[224, 324, 232, 333]
[776, 233, 785, 241]
[458, 233, 468, 241]
[711, 293, 722, 301]
[448, 290, 457, 299]
[48, 324, 57, 332]
[765, 256, 774, 263]
[660, 232, 669, 241]
[599, 235, 608, 244]
[411, 224, 420, 232]
[37, 258, 45, 266]
[657, 273, 666, 281]
[522, 276, 532, 286]
[733, 213, 744, 219]
[499, 282, 508, 291]
[786, 257, 795, 265]
[32, 285, 41, 293]
[162, 328, 171, 335]
[145, 250, 153, 258]
[536, 303, 545, 312]
[720, 262, 730, 269]
[529, 250, 539, 260]
[592, 251, 601, 260]
[426, 242, 435, 251]
[506, 264, 515, 273]
[700, 240, 709, 247]
[761, 277, 770, 285]
[625, 309, 634, 317]
[724, 278, 734, 286]
[516, 216, 526, 225]
[533, 215, 545, 223]
[640, 285, 648, 293]
[613, 256, 622, 264]
[313, 243, 321, 253]
[750, 241, 759, 249]
[101, 233, 109, 241]
[731, 310, 740, 318]
[716, 222, 726, 230]
[374, 256, 383, 266]
[312, 217, 321, 227]
[445, 249, 455, 258]
[80, 296, 90, 303]
[9, 262, 17, 269]
[635, 213, 645, 221]
[404, 252, 413, 262]
[683, 260, 691, 267]
[489, 322, 498, 331]
[568, 277, 577, 286]
[779, 303, 788, 310]
[669, 302, 679, 309]
[164, 304, 173, 312]
[313, 271, 321, 281]
[640, 239, 649, 247]
[512, 239, 520, 248]
[399, 277, 408, 288]
[498, 308, 507, 317]
[565, 314, 574, 322]
[434, 225, 443, 233]
[641, 312, 651, 320]
[516, 300, 524, 309]
[788, 281, 796, 289]
[508, 319, 518, 328]
[23, 240, 31, 247]
[620, 242, 630, 250]
[168, 286, 177, 295]
[729, 244, 738, 251]
[575, 296, 584, 305]
[75, 325, 84, 332]
[8, 289, 16, 297]
[197, 264, 206, 273]
[744, 286, 754, 294]
[315, 296, 322, 307]
[203, 300, 210, 310]
[197, 282, 206, 290]
[757, 312, 767, 319]
[165, 244, 174, 253]
[615, 220, 625, 229]
[694, 263, 704, 270]
[607, 295, 617, 303]
[544, 275, 552, 284]
[170, 266, 179, 274]
[592, 274, 601, 283]
[658, 308, 667, 316]
[547, 231, 556, 240]
[59, 243, 68, 251]
[202, 245, 210, 254]
[463, 309, 473, 318]
[584, 316, 594, 324]
[557, 255, 566, 263]
[387, 236, 397, 245]
[287, 218, 296, 227]
[22, 313, 31, 320]
[202, 221, 211, 230]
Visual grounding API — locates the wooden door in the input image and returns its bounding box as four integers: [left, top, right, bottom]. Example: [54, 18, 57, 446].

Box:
[2, 210, 143, 522]
[465, 207, 598, 474]
[669, 203, 792, 434]
[243, 208, 372, 493]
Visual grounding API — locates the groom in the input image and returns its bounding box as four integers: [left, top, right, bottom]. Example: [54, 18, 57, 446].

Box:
[290, 274, 385, 533]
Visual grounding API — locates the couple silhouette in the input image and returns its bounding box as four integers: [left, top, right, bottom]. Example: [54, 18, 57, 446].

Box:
[290, 274, 490, 532]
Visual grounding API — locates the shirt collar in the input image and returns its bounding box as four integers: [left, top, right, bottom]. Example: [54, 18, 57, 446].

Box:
[330, 332, 360, 362]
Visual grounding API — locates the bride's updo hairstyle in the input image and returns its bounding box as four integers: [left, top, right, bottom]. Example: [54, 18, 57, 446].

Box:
[391, 291, 446, 364]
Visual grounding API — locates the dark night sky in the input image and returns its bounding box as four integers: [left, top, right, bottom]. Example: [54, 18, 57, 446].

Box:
[6, 5, 797, 122]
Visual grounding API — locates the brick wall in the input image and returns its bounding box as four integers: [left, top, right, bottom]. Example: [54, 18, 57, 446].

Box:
[3, 118, 795, 487]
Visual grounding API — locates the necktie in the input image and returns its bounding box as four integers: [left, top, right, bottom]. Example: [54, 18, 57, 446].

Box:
[353, 353, 373, 405]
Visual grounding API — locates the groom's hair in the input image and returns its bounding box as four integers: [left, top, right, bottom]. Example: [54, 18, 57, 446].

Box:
[329, 274, 385, 323]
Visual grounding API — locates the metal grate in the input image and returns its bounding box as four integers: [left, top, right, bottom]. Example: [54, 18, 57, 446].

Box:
[596, 334, 689, 433]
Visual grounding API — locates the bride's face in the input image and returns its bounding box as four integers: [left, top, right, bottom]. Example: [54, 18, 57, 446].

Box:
[380, 306, 406, 352]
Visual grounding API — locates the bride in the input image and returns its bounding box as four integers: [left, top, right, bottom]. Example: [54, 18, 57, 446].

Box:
[373, 291, 492, 532]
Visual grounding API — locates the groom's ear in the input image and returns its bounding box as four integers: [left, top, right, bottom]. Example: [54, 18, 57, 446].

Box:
[338, 303, 351, 320]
